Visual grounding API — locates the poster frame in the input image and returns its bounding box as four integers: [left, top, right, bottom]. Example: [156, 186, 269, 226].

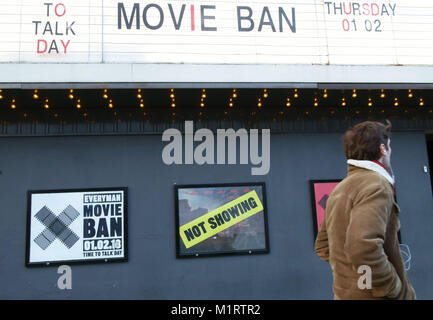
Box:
[309, 179, 342, 242]
[25, 187, 128, 267]
[310, 179, 402, 244]
[174, 182, 270, 258]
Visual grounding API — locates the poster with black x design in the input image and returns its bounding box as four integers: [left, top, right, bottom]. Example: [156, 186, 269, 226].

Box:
[26, 188, 128, 266]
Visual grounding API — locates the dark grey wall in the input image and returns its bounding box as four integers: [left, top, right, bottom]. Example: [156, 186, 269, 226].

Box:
[0, 132, 432, 299]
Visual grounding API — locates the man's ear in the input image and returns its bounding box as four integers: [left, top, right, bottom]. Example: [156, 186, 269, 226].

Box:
[379, 143, 387, 156]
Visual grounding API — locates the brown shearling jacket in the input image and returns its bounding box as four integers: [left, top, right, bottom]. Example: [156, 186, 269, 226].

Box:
[314, 164, 416, 300]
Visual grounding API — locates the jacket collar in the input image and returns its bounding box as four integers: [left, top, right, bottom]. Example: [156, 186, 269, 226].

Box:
[347, 159, 395, 186]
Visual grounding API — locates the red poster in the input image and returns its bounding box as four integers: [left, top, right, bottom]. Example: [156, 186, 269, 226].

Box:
[310, 180, 341, 239]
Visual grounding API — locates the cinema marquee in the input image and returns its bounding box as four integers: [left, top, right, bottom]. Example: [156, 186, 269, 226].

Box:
[1, 0, 433, 84]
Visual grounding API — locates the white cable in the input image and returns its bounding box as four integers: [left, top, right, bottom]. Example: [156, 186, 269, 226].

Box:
[399, 244, 411, 271]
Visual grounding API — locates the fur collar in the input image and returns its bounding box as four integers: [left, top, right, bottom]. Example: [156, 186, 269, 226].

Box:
[347, 159, 395, 186]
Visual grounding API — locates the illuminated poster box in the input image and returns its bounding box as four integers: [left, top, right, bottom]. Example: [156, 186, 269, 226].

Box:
[310, 179, 402, 244]
[175, 182, 269, 258]
[310, 180, 341, 241]
[26, 187, 128, 266]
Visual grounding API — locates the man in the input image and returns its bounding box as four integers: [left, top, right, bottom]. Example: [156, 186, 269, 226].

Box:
[314, 120, 416, 300]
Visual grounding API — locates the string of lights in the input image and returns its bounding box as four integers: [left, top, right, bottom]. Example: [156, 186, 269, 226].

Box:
[0, 88, 431, 123]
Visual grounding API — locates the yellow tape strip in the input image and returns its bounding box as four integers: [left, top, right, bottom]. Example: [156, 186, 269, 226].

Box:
[179, 190, 263, 249]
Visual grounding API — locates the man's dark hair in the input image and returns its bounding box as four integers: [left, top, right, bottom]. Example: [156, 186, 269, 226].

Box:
[343, 120, 392, 160]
